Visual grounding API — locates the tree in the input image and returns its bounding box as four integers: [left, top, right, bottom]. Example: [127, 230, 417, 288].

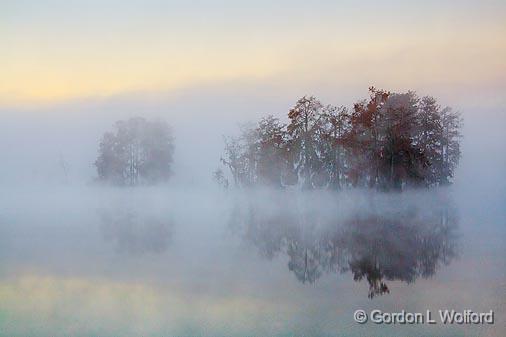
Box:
[379, 92, 427, 189]
[213, 168, 229, 189]
[320, 105, 350, 189]
[287, 96, 326, 189]
[255, 116, 289, 187]
[219, 87, 461, 191]
[415, 96, 444, 185]
[414, 96, 462, 186]
[221, 118, 291, 188]
[347, 88, 390, 188]
[95, 117, 174, 185]
[438, 106, 462, 185]
[220, 123, 257, 187]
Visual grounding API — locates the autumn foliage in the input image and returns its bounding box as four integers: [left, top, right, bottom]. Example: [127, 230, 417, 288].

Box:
[220, 88, 462, 190]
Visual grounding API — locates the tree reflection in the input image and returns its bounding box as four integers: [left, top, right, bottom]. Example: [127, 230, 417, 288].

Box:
[229, 196, 458, 298]
[98, 209, 173, 255]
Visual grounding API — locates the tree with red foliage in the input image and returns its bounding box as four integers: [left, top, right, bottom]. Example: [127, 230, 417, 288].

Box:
[219, 88, 461, 191]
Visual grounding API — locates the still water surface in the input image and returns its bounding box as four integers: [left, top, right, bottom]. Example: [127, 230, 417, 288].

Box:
[0, 186, 504, 337]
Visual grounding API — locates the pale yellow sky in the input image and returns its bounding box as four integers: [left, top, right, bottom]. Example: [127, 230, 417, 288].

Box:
[2, 0, 505, 105]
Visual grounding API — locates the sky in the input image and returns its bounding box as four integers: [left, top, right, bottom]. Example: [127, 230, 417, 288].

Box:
[0, 0, 505, 187]
[2, 0, 505, 106]
[0, 4, 505, 337]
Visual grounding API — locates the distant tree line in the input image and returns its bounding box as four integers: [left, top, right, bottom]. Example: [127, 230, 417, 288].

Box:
[95, 117, 174, 186]
[220, 88, 462, 190]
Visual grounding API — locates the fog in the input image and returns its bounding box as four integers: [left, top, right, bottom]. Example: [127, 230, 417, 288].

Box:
[0, 84, 505, 337]
[2, 82, 503, 189]
[0, 82, 300, 187]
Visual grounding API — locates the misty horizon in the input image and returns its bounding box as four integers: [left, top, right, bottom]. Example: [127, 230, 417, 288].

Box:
[1, 1, 505, 336]
[1, 85, 504, 191]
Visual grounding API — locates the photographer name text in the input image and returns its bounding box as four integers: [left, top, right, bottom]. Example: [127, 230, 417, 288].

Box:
[353, 309, 494, 325]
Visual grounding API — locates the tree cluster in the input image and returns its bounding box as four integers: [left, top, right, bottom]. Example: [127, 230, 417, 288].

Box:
[95, 117, 174, 186]
[221, 88, 462, 190]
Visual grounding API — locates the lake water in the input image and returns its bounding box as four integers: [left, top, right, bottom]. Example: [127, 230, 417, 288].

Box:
[0, 184, 504, 337]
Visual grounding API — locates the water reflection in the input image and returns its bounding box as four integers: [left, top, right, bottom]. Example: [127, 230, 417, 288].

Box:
[230, 194, 459, 298]
[98, 208, 174, 255]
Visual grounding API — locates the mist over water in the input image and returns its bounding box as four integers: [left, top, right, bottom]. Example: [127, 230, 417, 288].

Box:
[0, 89, 505, 337]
